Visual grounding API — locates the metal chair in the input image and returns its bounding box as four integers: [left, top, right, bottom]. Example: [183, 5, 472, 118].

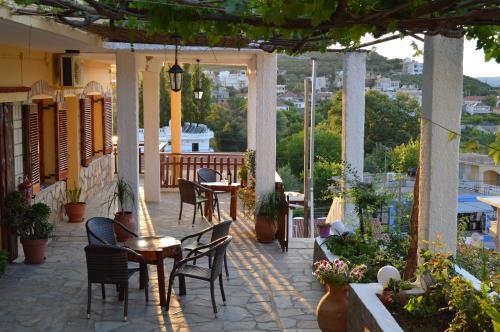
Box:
[166, 236, 232, 316]
[85, 244, 149, 322]
[178, 178, 219, 225]
[85, 217, 146, 291]
[180, 220, 232, 279]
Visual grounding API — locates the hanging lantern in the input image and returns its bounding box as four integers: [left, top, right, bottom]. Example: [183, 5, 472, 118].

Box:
[193, 59, 203, 100]
[168, 37, 183, 92]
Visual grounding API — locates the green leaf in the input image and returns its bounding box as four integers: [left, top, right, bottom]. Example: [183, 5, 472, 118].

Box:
[487, 142, 500, 165]
[463, 140, 480, 152]
[448, 132, 458, 141]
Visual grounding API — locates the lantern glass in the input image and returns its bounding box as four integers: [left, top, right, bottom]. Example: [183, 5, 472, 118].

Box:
[168, 63, 183, 92]
[194, 88, 203, 100]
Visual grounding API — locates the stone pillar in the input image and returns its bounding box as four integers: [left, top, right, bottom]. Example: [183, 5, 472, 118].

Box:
[116, 52, 140, 219]
[170, 85, 182, 185]
[142, 57, 163, 202]
[419, 35, 463, 255]
[171, 90, 182, 154]
[255, 53, 277, 197]
[247, 57, 257, 150]
[330, 52, 366, 223]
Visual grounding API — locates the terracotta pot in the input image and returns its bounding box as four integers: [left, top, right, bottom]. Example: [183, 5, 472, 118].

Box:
[65, 202, 86, 223]
[21, 238, 48, 264]
[255, 215, 277, 243]
[114, 212, 136, 242]
[379, 290, 394, 306]
[316, 284, 349, 332]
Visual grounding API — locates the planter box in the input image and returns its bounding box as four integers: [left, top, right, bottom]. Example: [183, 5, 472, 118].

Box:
[347, 283, 404, 332]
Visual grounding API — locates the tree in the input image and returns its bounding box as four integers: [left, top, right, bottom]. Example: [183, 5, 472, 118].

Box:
[277, 127, 341, 176]
[484, 94, 497, 108]
[206, 96, 247, 151]
[389, 139, 420, 173]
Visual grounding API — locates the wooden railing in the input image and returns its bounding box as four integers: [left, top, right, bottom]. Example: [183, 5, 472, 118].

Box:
[275, 172, 289, 252]
[159, 152, 245, 188]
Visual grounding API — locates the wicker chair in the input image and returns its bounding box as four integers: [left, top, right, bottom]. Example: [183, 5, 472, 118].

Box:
[85, 245, 149, 322]
[180, 220, 232, 279]
[178, 178, 219, 225]
[166, 236, 232, 316]
[197, 168, 225, 217]
[85, 217, 146, 289]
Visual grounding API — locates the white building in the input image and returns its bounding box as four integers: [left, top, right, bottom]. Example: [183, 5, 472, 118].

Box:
[276, 84, 287, 95]
[402, 57, 424, 75]
[138, 122, 214, 152]
[463, 103, 491, 115]
[374, 76, 400, 91]
[308, 76, 329, 90]
[218, 70, 248, 89]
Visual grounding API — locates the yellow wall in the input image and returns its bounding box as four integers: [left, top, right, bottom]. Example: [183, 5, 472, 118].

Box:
[92, 95, 104, 155]
[65, 96, 80, 189]
[0, 44, 54, 88]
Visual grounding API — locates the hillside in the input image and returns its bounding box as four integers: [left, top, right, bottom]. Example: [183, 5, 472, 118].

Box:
[476, 77, 500, 88]
[277, 52, 496, 96]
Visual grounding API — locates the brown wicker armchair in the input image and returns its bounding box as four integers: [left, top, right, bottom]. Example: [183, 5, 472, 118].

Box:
[178, 178, 219, 225]
[85, 245, 149, 322]
[166, 236, 232, 316]
[180, 220, 232, 279]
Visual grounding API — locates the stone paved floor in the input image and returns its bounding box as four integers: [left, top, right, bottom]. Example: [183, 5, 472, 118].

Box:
[0, 183, 322, 331]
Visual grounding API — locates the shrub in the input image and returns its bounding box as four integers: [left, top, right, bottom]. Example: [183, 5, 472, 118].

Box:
[0, 251, 7, 278]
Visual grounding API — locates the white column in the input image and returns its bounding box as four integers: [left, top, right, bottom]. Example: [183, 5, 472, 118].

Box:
[247, 57, 257, 150]
[116, 52, 140, 219]
[142, 57, 163, 203]
[419, 35, 463, 255]
[255, 53, 277, 197]
[330, 52, 366, 223]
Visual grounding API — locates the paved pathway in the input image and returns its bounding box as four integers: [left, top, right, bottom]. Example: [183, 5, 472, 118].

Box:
[0, 185, 322, 331]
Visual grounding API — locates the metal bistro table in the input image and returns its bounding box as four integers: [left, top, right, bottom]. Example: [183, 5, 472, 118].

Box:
[201, 181, 240, 222]
[125, 235, 186, 307]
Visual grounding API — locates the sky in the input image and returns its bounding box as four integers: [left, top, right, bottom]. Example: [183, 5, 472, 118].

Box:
[362, 36, 500, 78]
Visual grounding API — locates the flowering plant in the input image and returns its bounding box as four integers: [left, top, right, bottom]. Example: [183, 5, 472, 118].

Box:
[312, 259, 367, 287]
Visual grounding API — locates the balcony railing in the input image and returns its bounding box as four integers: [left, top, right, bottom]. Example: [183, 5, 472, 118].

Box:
[159, 152, 245, 188]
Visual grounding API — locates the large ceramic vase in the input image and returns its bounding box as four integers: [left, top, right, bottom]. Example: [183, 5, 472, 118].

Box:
[65, 202, 86, 223]
[316, 284, 349, 332]
[21, 238, 48, 264]
[255, 215, 277, 243]
[114, 212, 136, 242]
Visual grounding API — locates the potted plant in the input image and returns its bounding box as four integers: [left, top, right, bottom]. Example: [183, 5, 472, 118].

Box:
[238, 163, 248, 187]
[379, 278, 413, 306]
[4, 191, 54, 264]
[0, 251, 7, 278]
[313, 259, 367, 332]
[65, 186, 86, 223]
[255, 191, 280, 243]
[107, 177, 136, 242]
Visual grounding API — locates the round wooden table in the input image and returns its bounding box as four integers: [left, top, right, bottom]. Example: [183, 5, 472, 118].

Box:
[124, 235, 186, 307]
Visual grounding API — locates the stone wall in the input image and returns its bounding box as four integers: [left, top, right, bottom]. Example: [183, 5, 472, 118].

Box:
[34, 181, 67, 224]
[79, 154, 114, 202]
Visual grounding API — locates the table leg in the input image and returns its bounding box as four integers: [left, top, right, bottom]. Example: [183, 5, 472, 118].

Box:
[205, 190, 213, 222]
[230, 188, 237, 221]
[174, 251, 186, 296]
[156, 252, 166, 307]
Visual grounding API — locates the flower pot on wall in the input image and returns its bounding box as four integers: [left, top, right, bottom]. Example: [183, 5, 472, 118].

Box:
[255, 215, 276, 243]
[65, 202, 86, 223]
[316, 284, 349, 332]
[114, 212, 136, 242]
[21, 238, 48, 264]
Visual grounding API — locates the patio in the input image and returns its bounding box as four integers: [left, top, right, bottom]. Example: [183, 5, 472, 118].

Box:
[0, 182, 322, 331]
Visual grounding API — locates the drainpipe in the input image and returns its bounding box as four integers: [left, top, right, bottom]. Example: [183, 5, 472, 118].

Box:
[309, 57, 317, 238]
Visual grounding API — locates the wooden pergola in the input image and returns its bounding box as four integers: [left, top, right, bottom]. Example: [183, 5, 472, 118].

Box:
[12, 0, 500, 53]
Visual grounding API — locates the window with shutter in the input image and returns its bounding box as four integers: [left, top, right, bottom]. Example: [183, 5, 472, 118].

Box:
[22, 104, 41, 193]
[80, 98, 93, 166]
[55, 102, 69, 180]
[103, 97, 113, 155]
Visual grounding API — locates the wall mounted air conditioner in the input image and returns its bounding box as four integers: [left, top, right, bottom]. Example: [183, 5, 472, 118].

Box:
[56, 54, 83, 87]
